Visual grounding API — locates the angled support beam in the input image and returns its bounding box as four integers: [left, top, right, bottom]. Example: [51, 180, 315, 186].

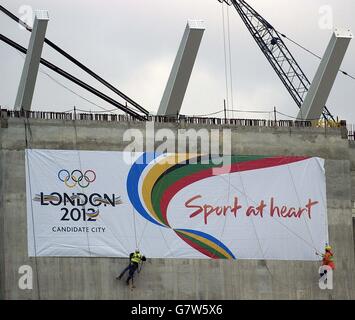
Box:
[298, 28, 353, 120]
[157, 20, 205, 116]
[14, 10, 49, 111]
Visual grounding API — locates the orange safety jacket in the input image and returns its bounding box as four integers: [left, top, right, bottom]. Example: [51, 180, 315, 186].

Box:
[322, 251, 335, 270]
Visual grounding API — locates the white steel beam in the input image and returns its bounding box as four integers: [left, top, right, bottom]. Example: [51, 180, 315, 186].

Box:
[157, 20, 205, 116]
[14, 10, 49, 111]
[298, 28, 353, 120]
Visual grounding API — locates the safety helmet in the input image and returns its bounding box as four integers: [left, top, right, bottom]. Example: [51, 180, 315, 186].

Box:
[325, 245, 332, 251]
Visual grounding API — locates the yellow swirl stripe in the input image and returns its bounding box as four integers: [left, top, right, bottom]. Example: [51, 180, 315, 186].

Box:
[142, 153, 197, 225]
[177, 230, 232, 259]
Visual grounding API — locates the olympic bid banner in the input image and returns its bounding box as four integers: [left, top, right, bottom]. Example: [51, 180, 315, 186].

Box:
[25, 149, 328, 260]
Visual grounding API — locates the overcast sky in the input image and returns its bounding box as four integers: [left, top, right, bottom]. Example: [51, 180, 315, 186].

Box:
[0, 0, 354, 122]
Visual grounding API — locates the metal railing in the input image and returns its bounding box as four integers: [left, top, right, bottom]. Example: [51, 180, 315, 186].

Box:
[1, 107, 349, 136]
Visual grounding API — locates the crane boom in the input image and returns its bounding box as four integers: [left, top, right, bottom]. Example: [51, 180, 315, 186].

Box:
[219, 0, 335, 120]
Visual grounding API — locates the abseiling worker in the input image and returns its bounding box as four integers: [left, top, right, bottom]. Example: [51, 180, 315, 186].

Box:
[319, 245, 335, 277]
[117, 249, 146, 286]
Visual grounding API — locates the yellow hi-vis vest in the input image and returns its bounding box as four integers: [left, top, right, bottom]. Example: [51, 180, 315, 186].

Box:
[131, 252, 142, 264]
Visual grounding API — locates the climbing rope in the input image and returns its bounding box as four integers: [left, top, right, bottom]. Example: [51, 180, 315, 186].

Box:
[24, 118, 41, 299]
[73, 117, 93, 256]
[131, 205, 138, 250]
[217, 158, 325, 290]
[286, 162, 318, 252]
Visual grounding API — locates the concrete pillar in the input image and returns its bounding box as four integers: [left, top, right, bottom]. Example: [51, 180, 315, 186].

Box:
[298, 28, 353, 120]
[14, 10, 49, 111]
[157, 20, 205, 116]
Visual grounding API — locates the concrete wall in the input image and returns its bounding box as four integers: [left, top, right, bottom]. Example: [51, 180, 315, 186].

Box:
[349, 142, 355, 210]
[349, 141, 355, 258]
[0, 120, 5, 301]
[1, 117, 355, 299]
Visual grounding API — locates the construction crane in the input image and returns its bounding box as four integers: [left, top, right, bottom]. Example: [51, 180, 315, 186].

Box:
[218, 0, 335, 121]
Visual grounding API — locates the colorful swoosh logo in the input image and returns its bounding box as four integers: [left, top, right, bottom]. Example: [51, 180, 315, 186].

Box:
[127, 153, 309, 260]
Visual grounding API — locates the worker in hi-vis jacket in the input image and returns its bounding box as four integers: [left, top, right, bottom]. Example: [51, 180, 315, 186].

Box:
[117, 249, 146, 287]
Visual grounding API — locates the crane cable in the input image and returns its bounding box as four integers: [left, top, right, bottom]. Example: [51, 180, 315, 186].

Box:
[279, 32, 355, 81]
[226, 5, 235, 118]
[221, 2, 230, 118]
[221, 2, 236, 119]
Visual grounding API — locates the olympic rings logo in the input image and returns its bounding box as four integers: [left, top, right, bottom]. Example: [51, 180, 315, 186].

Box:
[58, 169, 96, 188]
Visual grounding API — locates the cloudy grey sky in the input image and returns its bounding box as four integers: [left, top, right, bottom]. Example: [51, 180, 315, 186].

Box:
[0, 0, 354, 122]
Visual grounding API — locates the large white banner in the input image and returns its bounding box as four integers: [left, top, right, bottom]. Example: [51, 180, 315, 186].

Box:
[25, 149, 328, 260]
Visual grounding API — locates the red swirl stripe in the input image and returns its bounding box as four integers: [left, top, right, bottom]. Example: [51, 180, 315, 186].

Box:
[160, 156, 309, 226]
